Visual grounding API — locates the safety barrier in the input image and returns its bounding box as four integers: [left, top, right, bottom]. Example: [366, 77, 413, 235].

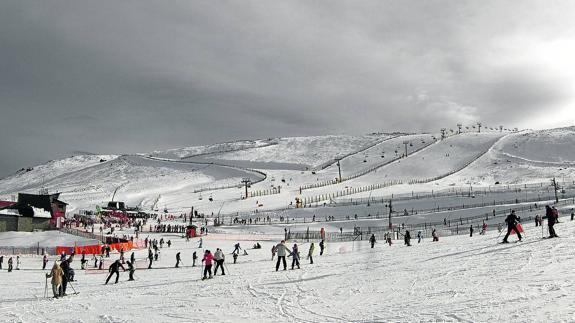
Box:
[55, 240, 145, 256]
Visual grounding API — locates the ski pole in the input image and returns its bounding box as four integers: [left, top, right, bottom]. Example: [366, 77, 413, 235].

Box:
[67, 280, 78, 294]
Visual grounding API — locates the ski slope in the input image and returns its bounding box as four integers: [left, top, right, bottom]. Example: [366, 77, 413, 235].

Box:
[2, 218, 575, 322]
[208, 134, 392, 169]
[1, 128, 574, 217]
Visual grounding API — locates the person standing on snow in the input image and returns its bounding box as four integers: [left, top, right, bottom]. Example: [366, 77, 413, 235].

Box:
[417, 231, 422, 243]
[275, 240, 291, 271]
[147, 249, 153, 269]
[105, 260, 126, 284]
[213, 248, 225, 275]
[432, 229, 439, 242]
[130, 252, 135, 265]
[59, 255, 73, 296]
[192, 251, 197, 267]
[42, 254, 49, 270]
[126, 260, 135, 281]
[7, 257, 13, 272]
[198, 238, 203, 249]
[404, 231, 412, 246]
[502, 210, 522, 243]
[307, 243, 315, 264]
[202, 250, 214, 280]
[543, 205, 559, 238]
[175, 252, 181, 268]
[0, 255, 3, 269]
[319, 240, 325, 255]
[233, 243, 241, 255]
[469, 225, 474, 237]
[369, 234, 376, 248]
[16, 255, 21, 270]
[271, 245, 277, 261]
[46, 261, 64, 298]
[290, 244, 301, 270]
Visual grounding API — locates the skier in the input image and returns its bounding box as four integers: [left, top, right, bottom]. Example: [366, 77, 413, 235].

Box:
[271, 245, 277, 260]
[16, 255, 20, 270]
[130, 252, 135, 265]
[119, 248, 125, 264]
[81, 251, 87, 269]
[46, 261, 64, 298]
[233, 252, 238, 264]
[167, 240, 171, 248]
[481, 222, 487, 235]
[192, 251, 197, 267]
[213, 248, 225, 275]
[105, 260, 126, 284]
[148, 249, 153, 269]
[552, 206, 560, 223]
[404, 230, 411, 246]
[175, 252, 181, 268]
[543, 205, 559, 238]
[432, 229, 439, 242]
[502, 210, 522, 243]
[60, 256, 73, 296]
[99, 255, 104, 270]
[369, 234, 376, 248]
[42, 254, 49, 270]
[275, 240, 290, 271]
[0, 255, 3, 269]
[290, 244, 300, 270]
[7, 257, 13, 272]
[319, 240, 325, 256]
[154, 249, 159, 261]
[308, 243, 315, 264]
[469, 225, 474, 237]
[198, 238, 203, 249]
[202, 250, 214, 280]
[126, 260, 135, 281]
[233, 243, 241, 254]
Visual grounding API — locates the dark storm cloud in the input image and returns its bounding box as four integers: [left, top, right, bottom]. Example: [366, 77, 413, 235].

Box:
[1, 0, 575, 177]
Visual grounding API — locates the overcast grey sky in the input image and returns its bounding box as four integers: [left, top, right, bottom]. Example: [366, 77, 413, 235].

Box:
[1, 0, 575, 177]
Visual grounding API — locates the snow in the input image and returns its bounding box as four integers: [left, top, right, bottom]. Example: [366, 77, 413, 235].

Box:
[208, 134, 393, 169]
[2, 219, 575, 322]
[0, 231, 98, 248]
[1, 128, 575, 321]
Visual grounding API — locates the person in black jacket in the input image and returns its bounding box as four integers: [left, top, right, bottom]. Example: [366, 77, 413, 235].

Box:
[369, 234, 376, 248]
[543, 205, 559, 238]
[60, 256, 73, 296]
[148, 249, 153, 269]
[126, 260, 135, 281]
[105, 260, 126, 284]
[502, 210, 522, 243]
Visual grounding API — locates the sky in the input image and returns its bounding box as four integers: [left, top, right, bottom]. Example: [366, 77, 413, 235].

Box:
[1, 0, 575, 177]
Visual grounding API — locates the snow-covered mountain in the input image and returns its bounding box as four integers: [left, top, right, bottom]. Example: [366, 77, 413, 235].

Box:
[1, 128, 574, 215]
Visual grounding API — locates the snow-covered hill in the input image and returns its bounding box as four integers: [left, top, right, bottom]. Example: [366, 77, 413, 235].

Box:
[1, 128, 574, 216]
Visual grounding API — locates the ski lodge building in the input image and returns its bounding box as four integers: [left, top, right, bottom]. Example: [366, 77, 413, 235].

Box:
[0, 193, 68, 232]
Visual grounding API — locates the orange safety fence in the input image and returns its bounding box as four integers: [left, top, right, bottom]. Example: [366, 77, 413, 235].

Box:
[56, 240, 145, 256]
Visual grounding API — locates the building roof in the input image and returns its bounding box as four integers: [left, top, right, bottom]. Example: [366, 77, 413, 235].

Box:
[0, 201, 16, 209]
